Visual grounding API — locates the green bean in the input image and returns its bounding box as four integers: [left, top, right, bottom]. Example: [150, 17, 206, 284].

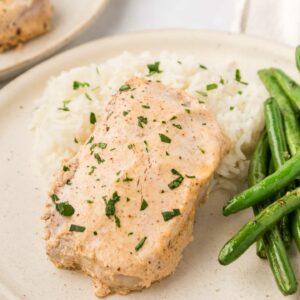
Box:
[248, 130, 269, 258]
[219, 188, 300, 265]
[292, 209, 300, 251]
[223, 150, 300, 215]
[271, 68, 300, 113]
[296, 46, 300, 73]
[258, 69, 300, 155]
[264, 98, 292, 248]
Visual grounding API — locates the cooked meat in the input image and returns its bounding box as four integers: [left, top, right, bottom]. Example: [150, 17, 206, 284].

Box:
[0, 0, 52, 53]
[43, 78, 230, 297]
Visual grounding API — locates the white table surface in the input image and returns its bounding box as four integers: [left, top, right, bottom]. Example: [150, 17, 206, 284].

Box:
[1, 0, 300, 89]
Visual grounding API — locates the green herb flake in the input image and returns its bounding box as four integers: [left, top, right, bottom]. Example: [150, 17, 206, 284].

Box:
[56, 202, 75, 217]
[220, 77, 225, 85]
[166, 151, 170, 156]
[87, 136, 94, 144]
[144, 140, 149, 152]
[128, 232, 134, 236]
[230, 106, 235, 111]
[119, 84, 131, 92]
[58, 100, 71, 112]
[86, 200, 94, 204]
[69, 224, 86, 232]
[140, 199, 148, 211]
[199, 64, 207, 70]
[73, 81, 90, 90]
[172, 123, 182, 129]
[85, 93, 92, 101]
[206, 83, 218, 91]
[170, 116, 177, 121]
[94, 153, 104, 164]
[142, 105, 150, 109]
[162, 209, 181, 221]
[238, 90, 243, 95]
[98, 142, 107, 149]
[128, 144, 134, 150]
[235, 69, 248, 85]
[90, 112, 97, 125]
[137, 116, 148, 128]
[88, 166, 96, 175]
[186, 175, 196, 179]
[126, 197, 131, 202]
[74, 137, 79, 144]
[159, 133, 172, 143]
[168, 169, 184, 190]
[114, 215, 121, 228]
[51, 194, 59, 202]
[105, 192, 120, 217]
[185, 108, 191, 114]
[123, 176, 134, 182]
[135, 236, 147, 251]
[123, 110, 130, 116]
[196, 90, 208, 97]
[198, 146, 206, 154]
[63, 165, 70, 172]
[147, 61, 162, 76]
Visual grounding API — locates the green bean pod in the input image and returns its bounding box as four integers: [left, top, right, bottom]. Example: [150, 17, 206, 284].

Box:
[296, 46, 300, 73]
[258, 69, 300, 155]
[248, 130, 269, 258]
[264, 98, 292, 249]
[223, 150, 300, 216]
[219, 188, 300, 265]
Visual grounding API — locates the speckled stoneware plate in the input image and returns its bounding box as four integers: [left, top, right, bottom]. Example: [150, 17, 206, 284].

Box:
[0, 30, 299, 300]
[0, 0, 108, 81]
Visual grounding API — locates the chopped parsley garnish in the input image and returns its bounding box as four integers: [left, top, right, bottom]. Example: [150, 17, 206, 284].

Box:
[140, 199, 148, 211]
[90, 112, 97, 124]
[172, 123, 182, 129]
[119, 84, 131, 92]
[87, 136, 94, 144]
[185, 108, 191, 114]
[186, 175, 196, 179]
[116, 170, 121, 176]
[162, 209, 181, 221]
[90, 143, 98, 153]
[230, 106, 235, 111]
[85, 93, 92, 101]
[63, 165, 70, 172]
[126, 197, 131, 202]
[128, 232, 134, 236]
[235, 69, 248, 85]
[58, 100, 71, 112]
[168, 169, 184, 190]
[105, 192, 120, 217]
[166, 151, 170, 156]
[198, 146, 206, 154]
[123, 110, 130, 116]
[196, 90, 208, 97]
[130, 95, 134, 99]
[51, 194, 59, 202]
[135, 236, 147, 251]
[137, 116, 148, 128]
[56, 202, 75, 217]
[206, 83, 218, 91]
[220, 77, 225, 85]
[238, 90, 243, 95]
[159, 133, 172, 143]
[170, 116, 177, 121]
[87, 200, 94, 204]
[144, 140, 149, 152]
[88, 166, 96, 175]
[142, 104, 150, 109]
[69, 224, 86, 232]
[147, 61, 162, 76]
[114, 215, 121, 228]
[74, 137, 79, 144]
[123, 176, 133, 182]
[73, 81, 90, 90]
[128, 144, 134, 150]
[199, 64, 207, 70]
[94, 153, 104, 164]
[98, 142, 107, 149]
[93, 231, 98, 236]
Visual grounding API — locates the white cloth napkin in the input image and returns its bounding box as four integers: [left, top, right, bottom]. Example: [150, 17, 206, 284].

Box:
[237, 0, 300, 46]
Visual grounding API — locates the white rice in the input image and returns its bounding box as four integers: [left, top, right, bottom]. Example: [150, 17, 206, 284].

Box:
[31, 51, 268, 192]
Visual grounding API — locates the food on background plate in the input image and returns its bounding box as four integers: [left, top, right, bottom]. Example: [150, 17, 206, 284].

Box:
[43, 78, 229, 297]
[0, 0, 52, 53]
[219, 47, 300, 296]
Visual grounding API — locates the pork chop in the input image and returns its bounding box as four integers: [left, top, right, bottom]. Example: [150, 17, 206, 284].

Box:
[0, 0, 52, 53]
[43, 78, 230, 297]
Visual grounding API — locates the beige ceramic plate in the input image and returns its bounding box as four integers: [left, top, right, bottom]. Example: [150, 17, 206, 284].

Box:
[0, 30, 299, 300]
[0, 0, 108, 81]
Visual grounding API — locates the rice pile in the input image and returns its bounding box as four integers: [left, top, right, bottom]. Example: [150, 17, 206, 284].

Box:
[31, 51, 268, 191]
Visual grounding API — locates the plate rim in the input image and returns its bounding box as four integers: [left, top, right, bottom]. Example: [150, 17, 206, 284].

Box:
[0, 0, 109, 79]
